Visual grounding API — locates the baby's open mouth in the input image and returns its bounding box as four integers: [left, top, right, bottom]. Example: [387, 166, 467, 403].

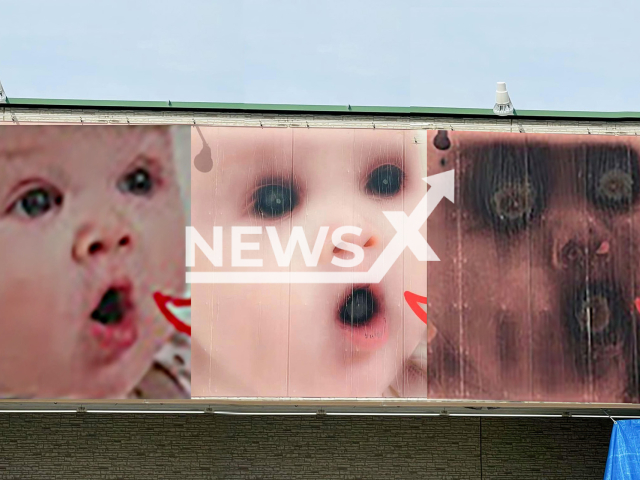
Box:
[87, 281, 139, 364]
[336, 285, 388, 350]
[90, 286, 132, 326]
[566, 280, 632, 345]
[338, 286, 377, 327]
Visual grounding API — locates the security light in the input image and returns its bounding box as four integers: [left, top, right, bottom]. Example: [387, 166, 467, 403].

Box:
[493, 81, 513, 116]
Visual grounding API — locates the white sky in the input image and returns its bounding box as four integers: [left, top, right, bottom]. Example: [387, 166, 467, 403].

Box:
[2, 0, 639, 112]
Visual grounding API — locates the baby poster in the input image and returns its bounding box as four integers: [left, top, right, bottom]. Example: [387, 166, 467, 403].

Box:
[190, 126, 640, 404]
[3, 123, 640, 404]
[0, 125, 191, 399]
[190, 127, 430, 398]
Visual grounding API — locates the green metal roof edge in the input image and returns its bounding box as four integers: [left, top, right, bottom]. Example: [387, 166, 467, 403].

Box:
[4, 97, 640, 120]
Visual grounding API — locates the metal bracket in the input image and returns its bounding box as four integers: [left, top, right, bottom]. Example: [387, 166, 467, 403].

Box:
[602, 409, 618, 424]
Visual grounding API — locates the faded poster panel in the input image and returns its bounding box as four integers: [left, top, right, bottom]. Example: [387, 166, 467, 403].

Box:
[191, 127, 430, 398]
[423, 130, 640, 404]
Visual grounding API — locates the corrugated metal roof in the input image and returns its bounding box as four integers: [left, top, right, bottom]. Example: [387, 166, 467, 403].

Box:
[4, 97, 640, 120]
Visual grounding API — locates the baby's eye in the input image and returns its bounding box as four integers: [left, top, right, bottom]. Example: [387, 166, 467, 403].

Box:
[365, 164, 404, 197]
[586, 146, 639, 212]
[252, 184, 298, 218]
[487, 179, 538, 233]
[469, 144, 547, 235]
[118, 167, 154, 196]
[10, 186, 63, 219]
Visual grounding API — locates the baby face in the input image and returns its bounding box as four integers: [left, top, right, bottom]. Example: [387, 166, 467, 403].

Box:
[425, 130, 640, 403]
[0, 126, 185, 398]
[192, 127, 429, 397]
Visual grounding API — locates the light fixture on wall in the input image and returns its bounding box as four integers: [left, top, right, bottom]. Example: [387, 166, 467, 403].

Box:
[493, 81, 514, 116]
[193, 126, 213, 173]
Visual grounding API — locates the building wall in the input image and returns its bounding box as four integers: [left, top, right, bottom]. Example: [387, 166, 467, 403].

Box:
[0, 414, 612, 479]
[3, 105, 640, 136]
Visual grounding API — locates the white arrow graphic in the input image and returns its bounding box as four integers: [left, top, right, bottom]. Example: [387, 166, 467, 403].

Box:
[187, 169, 455, 284]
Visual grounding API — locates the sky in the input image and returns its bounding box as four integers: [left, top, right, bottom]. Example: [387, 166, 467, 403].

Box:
[1, 0, 639, 112]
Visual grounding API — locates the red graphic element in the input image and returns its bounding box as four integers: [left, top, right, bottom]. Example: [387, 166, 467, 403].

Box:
[404, 291, 428, 324]
[635, 298, 640, 315]
[153, 292, 191, 336]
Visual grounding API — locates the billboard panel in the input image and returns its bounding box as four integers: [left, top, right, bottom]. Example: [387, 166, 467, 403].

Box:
[191, 127, 640, 404]
[191, 127, 430, 397]
[425, 130, 640, 403]
[0, 125, 191, 399]
[3, 122, 639, 405]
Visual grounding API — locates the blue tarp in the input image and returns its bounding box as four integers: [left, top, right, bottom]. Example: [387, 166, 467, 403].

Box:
[604, 420, 640, 479]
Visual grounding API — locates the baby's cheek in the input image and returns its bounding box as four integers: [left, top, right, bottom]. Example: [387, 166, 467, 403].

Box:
[137, 233, 184, 297]
[151, 309, 175, 343]
[144, 290, 176, 340]
[142, 214, 185, 295]
[0, 278, 70, 393]
[0, 278, 62, 345]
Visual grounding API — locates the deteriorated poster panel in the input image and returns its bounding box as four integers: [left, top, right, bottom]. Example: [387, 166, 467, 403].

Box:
[425, 130, 640, 403]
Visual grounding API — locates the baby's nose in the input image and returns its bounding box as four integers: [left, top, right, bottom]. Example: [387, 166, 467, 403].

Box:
[332, 230, 376, 253]
[541, 196, 615, 272]
[320, 223, 378, 267]
[72, 219, 133, 262]
[548, 219, 612, 272]
[552, 236, 612, 271]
